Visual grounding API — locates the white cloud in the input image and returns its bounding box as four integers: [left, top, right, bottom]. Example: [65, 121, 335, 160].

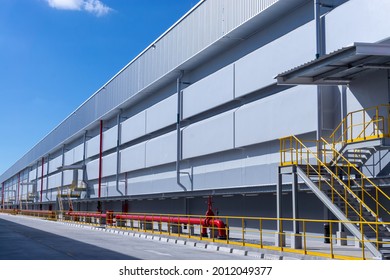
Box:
[46, 0, 82, 10]
[45, 0, 112, 16]
[83, 0, 112, 16]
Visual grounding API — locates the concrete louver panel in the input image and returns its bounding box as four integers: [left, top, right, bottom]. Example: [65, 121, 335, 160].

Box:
[48, 173, 61, 189]
[145, 131, 176, 167]
[102, 153, 117, 178]
[182, 110, 235, 159]
[86, 159, 99, 181]
[183, 64, 234, 119]
[120, 142, 146, 173]
[86, 135, 100, 158]
[29, 169, 37, 181]
[146, 94, 177, 134]
[120, 111, 146, 145]
[235, 21, 315, 97]
[234, 86, 317, 148]
[103, 126, 118, 152]
[48, 155, 63, 174]
[64, 144, 84, 166]
[63, 170, 74, 186]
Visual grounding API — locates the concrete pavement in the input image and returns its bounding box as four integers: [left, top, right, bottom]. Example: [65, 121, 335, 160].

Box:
[0, 214, 259, 260]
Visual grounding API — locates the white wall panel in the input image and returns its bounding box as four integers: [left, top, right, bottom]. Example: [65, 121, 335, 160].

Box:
[235, 21, 315, 97]
[64, 149, 73, 166]
[120, 143, 146, 173]
[103, 126, 118, 152]
[48, 173, 61, 189]
[326, 0, 390, 54]
[86, 159, 99, 180]
[235, 86, 317, 148]
[102, 153, 117, 178]
[29, 169, 37, 181]
[146, 132, 176, 167]
[183, 110, 235, 159]
[64, 144, 84, 165]
[49, 156, 62, 174]
[86, 136, 100, 158]
[146, 95, 177, 133]
[74, 144, 84, 163]
[183, 65, 234, 118]
[37, 163, 48, 177]
[120, 111, 146, 144]
[63, 170, 73, 185]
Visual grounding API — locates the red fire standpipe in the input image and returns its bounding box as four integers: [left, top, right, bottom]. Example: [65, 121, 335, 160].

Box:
[115, 196, 228, 239]
[106, 211, 114, 226]
[40, 157, 44, 209]
[202, 196, 216, 237]
[97, 120, 103, 212]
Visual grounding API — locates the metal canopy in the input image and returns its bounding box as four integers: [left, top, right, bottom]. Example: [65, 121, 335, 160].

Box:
[276, 42, 390, 85]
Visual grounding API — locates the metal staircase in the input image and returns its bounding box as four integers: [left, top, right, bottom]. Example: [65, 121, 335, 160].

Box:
[279, 104, 390, 259]
[57, 180, 87, 213]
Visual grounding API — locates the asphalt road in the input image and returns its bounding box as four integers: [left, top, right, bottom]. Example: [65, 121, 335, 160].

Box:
[0, 214, 257, 260]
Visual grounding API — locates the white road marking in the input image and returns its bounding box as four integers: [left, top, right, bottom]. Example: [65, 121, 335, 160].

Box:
[144, 250, 172, 256]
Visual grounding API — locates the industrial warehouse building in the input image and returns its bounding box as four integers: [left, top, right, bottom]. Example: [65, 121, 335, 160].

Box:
[1, 0, 390, 259]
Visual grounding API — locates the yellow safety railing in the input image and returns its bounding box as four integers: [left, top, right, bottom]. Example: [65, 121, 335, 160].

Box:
[322, 137, 390, 218]
[2, 209, 388, 260]
[280, 135, 390, 248]
[330, 104, 390, 146]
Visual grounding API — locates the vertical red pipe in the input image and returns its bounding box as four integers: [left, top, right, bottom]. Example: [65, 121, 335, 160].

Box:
[17, 173, 20, 208]
[98, 120, 103, 199]
[40, 157, 44, 204]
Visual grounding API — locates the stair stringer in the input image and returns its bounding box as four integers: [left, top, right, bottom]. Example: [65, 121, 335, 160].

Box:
[296, 166, 383, 259]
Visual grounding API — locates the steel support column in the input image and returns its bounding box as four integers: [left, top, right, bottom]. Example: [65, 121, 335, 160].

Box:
[98, 120, 103, 211]
[314, 0, 322, 59]
[292, 166, 299, 232]
[275, 167, 285, 247]
[291, 166, 302, 249]
[276, 169, 283, 227]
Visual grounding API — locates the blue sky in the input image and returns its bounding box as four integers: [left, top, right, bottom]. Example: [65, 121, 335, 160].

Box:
[0, 0, 198, 176]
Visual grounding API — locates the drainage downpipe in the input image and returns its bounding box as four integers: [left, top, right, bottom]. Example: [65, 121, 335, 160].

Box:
[315, 0, 323, 160]
[176, 71, 187, 192]
[314, 0, 321, 59]
[98, 120, 103, 211]
[82, 131, 88, 197]
[116, 111, 124, 196]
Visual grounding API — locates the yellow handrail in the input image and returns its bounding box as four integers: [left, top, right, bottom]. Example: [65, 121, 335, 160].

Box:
[330, 104, 390, 145]
[322, 137, 390, 218]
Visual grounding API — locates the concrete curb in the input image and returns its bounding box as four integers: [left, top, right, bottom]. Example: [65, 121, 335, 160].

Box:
[218, 247, 233, 253]
[232, 249, 248, 256]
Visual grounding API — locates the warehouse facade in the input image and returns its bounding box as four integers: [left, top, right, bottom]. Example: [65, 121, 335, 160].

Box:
[1, 0, 390, 227]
